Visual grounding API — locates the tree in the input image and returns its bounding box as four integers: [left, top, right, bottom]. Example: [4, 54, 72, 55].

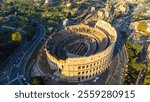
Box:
[144, 75, 150, 85]
[137, 22, 148, 32]
[130, 60, 146, 71]
[12, 32, 22, 42]
[147, 64, 150, 72]
[30, 76, 44, 85]
[125, 39, 147, 84]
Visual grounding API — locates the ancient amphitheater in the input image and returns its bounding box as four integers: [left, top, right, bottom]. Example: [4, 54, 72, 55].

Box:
[43, 20, 117, 82]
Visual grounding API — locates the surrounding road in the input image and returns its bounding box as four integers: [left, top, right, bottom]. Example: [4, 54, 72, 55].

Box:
[104, 13, 134, 85]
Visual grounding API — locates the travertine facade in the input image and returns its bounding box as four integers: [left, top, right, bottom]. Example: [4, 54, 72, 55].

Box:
[44, 20, 117, 82]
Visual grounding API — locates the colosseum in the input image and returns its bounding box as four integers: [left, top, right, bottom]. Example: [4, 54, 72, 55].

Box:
[43, 20, 117, 82]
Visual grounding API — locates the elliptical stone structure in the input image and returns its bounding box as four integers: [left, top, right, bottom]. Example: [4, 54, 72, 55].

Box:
[44, 20, 117, 82]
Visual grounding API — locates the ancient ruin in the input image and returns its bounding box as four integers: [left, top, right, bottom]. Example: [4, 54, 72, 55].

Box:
[42, 20, 117, 82]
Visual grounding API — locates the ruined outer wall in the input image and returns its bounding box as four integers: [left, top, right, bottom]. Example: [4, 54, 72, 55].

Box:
[45, 20, 117, 82]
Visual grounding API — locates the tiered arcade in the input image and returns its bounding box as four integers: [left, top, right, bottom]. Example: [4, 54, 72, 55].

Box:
[43, 20, 117, 82]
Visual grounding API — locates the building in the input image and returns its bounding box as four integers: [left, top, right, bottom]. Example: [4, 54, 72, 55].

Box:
[41, 20, 117, 82]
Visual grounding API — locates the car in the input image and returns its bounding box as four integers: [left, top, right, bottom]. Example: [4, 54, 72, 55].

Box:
[93, 79, 97, 83]
[6, 76, 9, 79]
[143, 71, 146, 74]
[23, 78, 26, 81]
[25, 82, 28, 84]
[95, 77, 99, 80]
[140, 74, 144, 77]
[27, 83, 30, 85]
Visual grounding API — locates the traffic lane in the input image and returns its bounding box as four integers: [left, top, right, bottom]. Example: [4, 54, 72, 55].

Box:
[3, 44, 28, 73]
[90, 69, 109, 85]
[117, 47, 126, 84]
[17, 25, 45, 84]
[18, 26, 43, 74]
[107, 45, 126, 85]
